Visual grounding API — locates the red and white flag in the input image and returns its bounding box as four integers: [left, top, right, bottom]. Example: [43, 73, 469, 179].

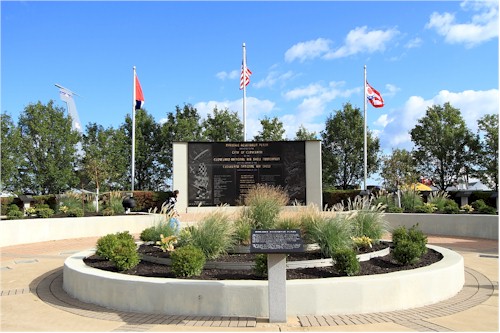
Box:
[240, 64, 252, 90]
[366, 81, 384, 108]
[135, 74, 145, 110]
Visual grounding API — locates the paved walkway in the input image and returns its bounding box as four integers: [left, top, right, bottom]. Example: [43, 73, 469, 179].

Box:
[1, 234, 498, 332]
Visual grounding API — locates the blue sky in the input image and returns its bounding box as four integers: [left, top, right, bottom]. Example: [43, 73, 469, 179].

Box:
[2, 1, 498, 183]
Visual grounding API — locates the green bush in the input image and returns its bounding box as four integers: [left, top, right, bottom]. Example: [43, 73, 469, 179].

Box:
[170, 245, 206, 277]
[478, 205, 497, 215]
[189, 210, 235, 260]
[36, 207, 54, 218]
[243, 184, 288, 230]
[139, 218, 176, 242]
[295, 205, 324, 243]
[254, 254, 268, 277]
[111, 232, 140, 271]
[387, 206, 404, 213]
[392, 239, 423, 265]
[67, 208, 84, 217]
[233, 216, 252, 245]
[275, 216, 301, 230]
[332, 248, 360, 276]
[95, 232, 139, 271]
[308, 216, 353, 258]
[392, 224, 427, 265]
[443, 199, 459, 214]
[400, 190, 423, 212]
[101, 207, 115, 216]
[7, 204, 20, 213]
[7, 210, 24, 219]
[350, 208, 388, 242]
[414, 203, 437, 213]
[96, 234, 119, 259]
[427, 191, 449, 211]
[471, 199, 487, 211]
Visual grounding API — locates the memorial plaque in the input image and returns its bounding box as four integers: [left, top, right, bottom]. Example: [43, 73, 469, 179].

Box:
[188, 141, 306, 206]
[250, 229, 304, 253]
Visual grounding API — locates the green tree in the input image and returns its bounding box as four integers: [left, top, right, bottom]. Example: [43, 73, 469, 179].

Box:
[254, 116, 286, 141]
[161, 104, 204, 181]
[123, 109, 166, 191]
[81, 123, 128, 192]
[321, 103, 380, 189]
[477, 114, 498, 191]
[410, 102, 478, 191]
[1, 113, 22, 193]
[295, 125, 317, 140]
[202, 106, 243, 141]
[380, 148, 418, 190]
[17, 100, 80, 194]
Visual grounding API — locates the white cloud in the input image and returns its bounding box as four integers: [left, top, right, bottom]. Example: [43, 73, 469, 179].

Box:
[284, 38, 331, 63]
[405, 37, 423, 49]
[324, 26, 399, 59]
[384, 83, 400, 97]
[379, 88, 499, 150]
[215, 70, 239, 80]
[426, 0, 498, 48]
[254, 70, 295, 89]
[374, 114, 393, 127]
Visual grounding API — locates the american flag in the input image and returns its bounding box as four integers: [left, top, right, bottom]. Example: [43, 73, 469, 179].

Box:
[366, 81, 384, 108]
[240, 64, 252, 90]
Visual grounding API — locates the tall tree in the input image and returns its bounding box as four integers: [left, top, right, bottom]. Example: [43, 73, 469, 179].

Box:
[253, 116, 286, 141]
[160, 104, 204, 182]
[476, 114, 498, 191]
[81, 123, 128, 192]
[17, 100, 80, 194]
[410, 102, 478, 191]
[123, 109, 165, 191]
[1, 113, 22, 193]
[202, 106, 243, 141]
[380, 148, 418, 190]
[321, 103, 380, 189]
[295, 125, 317, 140]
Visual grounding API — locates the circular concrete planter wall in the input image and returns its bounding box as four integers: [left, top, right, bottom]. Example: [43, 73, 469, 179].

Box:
[63, 245, 464, 317]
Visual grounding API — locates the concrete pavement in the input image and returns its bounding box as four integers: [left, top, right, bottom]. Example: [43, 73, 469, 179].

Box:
[1, 234, 498, 332]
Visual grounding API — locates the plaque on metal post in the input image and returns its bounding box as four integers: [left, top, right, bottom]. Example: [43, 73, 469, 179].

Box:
[250, 229, 304, 253]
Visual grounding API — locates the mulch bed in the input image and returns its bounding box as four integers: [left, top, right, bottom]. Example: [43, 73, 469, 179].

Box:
[84, 242, 443, 280]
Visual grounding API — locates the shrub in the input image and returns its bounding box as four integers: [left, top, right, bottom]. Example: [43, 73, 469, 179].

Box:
[387, 206, 404, 213]
[176, 226, 194, 248]
[308, 215, 353, 258]
[233, 216, 252, 245]
[101, 207, 115, 216]
[332, 248, 360, 276]
[95, 232, 139, 271]
[391, 224, 427, 265]
[189, 210, 235, 260]
[351, 236, 372, 250]
[7, 210, 23, 219]
[96, 234, 119, 259]
[275, 216, 301, 230]
[460, 204, 474, 213]
[170, 245, 206, 277]
[414, 203, 437, 213]
[471, 199, 487, 211]
[478, 205, 497, 215]
[58, 193, 83, 211]
[443, 199, 459, 214]
[400, 190, 423, 212]
[66, 208, 84, 217]
[102, 191, 125, 215]
[254, 254, 268, 277]
[294, 204, 324, 243]
[392, 239, 423, 265]
[349, 203, 388, 242]
[7, 204, 20, 214]
[427, 191, 449, 211]
[139, 218, 177, 242]
[36, 207, 54, 218]
[243, 184, 288, 230]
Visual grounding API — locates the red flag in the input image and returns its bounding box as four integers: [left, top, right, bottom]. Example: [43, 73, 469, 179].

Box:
[366, 81, 384, 108]
[240, 64, 252, 90]
[135, 74, 145, 110]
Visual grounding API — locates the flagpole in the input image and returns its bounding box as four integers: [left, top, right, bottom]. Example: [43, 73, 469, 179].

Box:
[363, 65, 367, 192]
[132, 66, 136, 192]
[242, 42, 247, 142]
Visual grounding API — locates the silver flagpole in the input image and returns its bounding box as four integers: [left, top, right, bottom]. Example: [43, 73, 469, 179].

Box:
[132, 66, 136, 192]
[363, 65, 367, 192]
[242, 42, 247, 142]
